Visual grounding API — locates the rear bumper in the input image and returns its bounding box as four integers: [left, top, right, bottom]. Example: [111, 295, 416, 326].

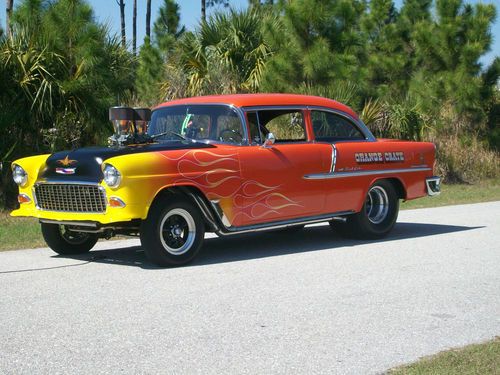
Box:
[426, 176, 441, 196]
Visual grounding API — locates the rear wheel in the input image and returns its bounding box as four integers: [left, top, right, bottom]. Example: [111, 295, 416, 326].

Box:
[41, 223, 98, 255]
[140, 198, 205, 267]
[330, 180, 399, 239]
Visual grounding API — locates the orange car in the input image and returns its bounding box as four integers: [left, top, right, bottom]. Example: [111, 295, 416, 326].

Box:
[11, 94, 440, 266]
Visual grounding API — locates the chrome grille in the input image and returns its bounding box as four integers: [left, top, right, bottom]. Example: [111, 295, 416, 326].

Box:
[34, 184, 107, 213]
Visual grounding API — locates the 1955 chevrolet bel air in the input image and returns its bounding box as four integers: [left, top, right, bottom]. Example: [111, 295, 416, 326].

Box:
[11, 94, 441, 266]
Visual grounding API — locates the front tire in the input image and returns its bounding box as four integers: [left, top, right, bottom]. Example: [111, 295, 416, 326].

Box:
[330, 180, 399, 239]
[140, 198, 205, 267]
[41, 223, 98, 255]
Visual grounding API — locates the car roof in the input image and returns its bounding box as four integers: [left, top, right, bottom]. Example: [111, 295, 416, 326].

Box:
[154, 93, 359, 120]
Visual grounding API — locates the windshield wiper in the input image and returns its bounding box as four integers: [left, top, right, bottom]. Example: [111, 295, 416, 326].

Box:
[149, 131, 191, 141]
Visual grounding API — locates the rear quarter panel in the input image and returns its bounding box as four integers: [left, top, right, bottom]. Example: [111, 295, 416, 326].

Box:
[324, 140, 435, 213]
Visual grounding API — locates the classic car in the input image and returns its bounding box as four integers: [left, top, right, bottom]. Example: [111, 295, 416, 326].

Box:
[11, 94, 441, 266]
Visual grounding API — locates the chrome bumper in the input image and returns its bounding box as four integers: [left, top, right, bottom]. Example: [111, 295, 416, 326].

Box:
[426, 176, 441, 196]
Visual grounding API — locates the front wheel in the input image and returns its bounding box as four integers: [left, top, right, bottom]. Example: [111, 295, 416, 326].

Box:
[330, 180, 399, 239]
[41, 223, 98, 255]
[140, 198, 205, 267]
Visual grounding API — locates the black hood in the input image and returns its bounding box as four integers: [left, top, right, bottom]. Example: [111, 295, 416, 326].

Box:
[40, 141, 215, 183]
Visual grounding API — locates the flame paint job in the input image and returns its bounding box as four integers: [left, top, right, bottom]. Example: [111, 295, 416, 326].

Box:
[11, 94, 437, 228]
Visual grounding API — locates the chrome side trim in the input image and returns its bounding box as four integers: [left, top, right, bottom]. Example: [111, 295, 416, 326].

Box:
[215, 210, 355, 236]
[303, 167, 432, 180]
[426, 176, 441, 196]
[331, 144, 337, 173]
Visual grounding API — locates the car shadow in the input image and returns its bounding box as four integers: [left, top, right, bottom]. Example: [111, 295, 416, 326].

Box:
[56, 222, 484, 270]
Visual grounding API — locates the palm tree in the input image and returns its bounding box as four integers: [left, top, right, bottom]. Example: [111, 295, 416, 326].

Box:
[164, 8, 277, 97]
[117, 0, 125, 48]
[132, 0, 137, 55]
[5, 0, 13, 37]
[146, 0, 151, 39]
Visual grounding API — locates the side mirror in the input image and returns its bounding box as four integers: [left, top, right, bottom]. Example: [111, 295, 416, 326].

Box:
[263, 132, 276, 148]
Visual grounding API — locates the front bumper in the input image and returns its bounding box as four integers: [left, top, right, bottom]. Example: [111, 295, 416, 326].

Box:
[426, 176, 441, 196]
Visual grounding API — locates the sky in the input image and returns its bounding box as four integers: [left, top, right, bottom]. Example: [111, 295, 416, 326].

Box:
[0, 0, 498, 66]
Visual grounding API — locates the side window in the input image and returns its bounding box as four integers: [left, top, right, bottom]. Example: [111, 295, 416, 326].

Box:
[311, 111, 365, 141]
[258, 110, 306, 142]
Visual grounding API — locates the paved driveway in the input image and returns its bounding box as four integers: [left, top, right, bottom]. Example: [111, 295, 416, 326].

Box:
[1, 202, 499, 374]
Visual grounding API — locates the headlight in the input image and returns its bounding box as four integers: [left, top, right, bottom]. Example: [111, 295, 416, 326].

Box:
[103, 164, 121, 187]
[12, 164, 28, 187]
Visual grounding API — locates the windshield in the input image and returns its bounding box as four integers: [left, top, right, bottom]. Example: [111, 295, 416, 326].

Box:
[148, 105, 245, 145]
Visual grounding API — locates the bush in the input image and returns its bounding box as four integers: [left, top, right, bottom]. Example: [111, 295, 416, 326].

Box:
[433, 136, 500, 183]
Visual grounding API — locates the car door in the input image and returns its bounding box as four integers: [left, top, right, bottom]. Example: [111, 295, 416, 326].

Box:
[236, 108, 327, 226]
[309, 109, 372, 213]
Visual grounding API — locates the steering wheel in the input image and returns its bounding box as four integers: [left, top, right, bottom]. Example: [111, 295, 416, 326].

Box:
[219, 128, 243, 143]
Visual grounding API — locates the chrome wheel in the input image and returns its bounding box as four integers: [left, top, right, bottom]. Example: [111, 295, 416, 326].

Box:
[159, 208, 196, 255]
[365, 186, 389, 224]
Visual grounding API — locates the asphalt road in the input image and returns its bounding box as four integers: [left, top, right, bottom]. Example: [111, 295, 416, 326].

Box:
[0, 202, 499, 374]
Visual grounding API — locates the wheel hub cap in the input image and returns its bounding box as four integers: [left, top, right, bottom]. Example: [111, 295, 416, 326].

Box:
[366, 186, 389, 224]
[159, 208, 196, 255]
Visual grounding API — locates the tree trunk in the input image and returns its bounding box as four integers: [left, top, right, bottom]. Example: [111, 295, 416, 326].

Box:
[146, 0, 151, 40]
[201, 0, 206, 22]
[132, 0, 137, 55]
[118, 0, 126, 48]
[6, 0, 13, 37]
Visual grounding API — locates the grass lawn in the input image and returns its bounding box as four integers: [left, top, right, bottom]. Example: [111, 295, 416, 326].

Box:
[1, 178, 499, 251]
[0, 213, 46, 251]
[401, 177, 500, 210]
[388, 336, 500, 374]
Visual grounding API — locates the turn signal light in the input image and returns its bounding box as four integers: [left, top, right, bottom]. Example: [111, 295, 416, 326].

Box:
[109, 197, 126, 208]
[18, 194, 31, 204]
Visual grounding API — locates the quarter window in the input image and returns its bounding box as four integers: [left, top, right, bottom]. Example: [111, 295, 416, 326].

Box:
[311, 111, 365, 141]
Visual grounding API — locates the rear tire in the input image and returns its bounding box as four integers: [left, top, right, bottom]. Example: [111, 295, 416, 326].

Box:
[41, 223, 98, 255]
[330, 180, 399, 239]
[140, 198, 205, 267]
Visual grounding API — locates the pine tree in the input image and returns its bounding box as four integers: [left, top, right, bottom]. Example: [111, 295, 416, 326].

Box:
[135, 38, 164, 105]
[153, 0, 185, 55]
[409, 0, 498, 119]
[262, 0, 366, 104]
[361, 0, 405, 98]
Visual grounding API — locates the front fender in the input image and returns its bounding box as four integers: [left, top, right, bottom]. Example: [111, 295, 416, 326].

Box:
[10, 154, 50, 218]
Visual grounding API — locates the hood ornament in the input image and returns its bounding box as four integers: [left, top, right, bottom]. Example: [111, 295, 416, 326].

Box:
[57, 155, 77, 167]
